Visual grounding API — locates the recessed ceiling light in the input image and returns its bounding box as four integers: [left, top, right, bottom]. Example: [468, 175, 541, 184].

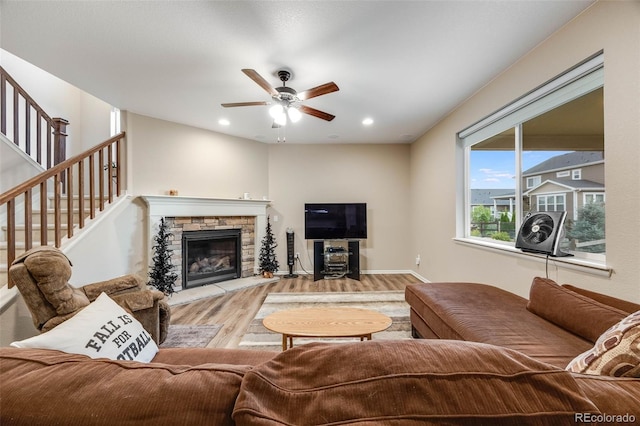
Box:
[362, 117, 374, 126]
[218, 118, 230, 126]
[328, 134, 340, 139]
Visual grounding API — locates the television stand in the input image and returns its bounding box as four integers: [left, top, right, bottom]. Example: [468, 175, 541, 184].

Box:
[313, 240, 360, 281]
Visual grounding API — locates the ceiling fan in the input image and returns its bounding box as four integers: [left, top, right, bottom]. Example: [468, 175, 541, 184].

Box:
[221, 69, 339, 126]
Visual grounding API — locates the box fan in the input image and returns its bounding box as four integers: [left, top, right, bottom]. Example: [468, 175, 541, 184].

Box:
[515, 211, 571, 257]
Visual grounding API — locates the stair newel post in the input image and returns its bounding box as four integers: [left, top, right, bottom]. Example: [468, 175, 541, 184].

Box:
[6, 199, 16, 267]
[53, 117, 69, 191]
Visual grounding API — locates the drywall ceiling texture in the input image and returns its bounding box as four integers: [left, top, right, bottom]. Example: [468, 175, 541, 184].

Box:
[410, 1, 640, 302]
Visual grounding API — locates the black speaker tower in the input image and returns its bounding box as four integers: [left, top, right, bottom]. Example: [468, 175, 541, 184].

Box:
[284, 228, 298, 278]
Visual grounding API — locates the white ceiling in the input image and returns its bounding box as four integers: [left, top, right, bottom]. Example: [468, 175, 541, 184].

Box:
[0, 1, 594, 144]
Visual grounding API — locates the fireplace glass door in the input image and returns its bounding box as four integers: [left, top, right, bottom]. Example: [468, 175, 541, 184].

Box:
[182, 229, 241, 289]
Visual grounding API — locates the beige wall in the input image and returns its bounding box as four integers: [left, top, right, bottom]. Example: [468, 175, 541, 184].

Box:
[126, 113, 269, 199]
[0, 49, 112, 155]
[123, 114, 412, 275]
[410, 1, 640, 301]
[268, 143, 412, 273]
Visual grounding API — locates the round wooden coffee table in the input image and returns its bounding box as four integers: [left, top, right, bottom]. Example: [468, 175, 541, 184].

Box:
[263, 307, 392, 351]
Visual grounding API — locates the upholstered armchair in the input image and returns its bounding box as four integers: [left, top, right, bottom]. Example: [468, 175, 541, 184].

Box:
[8, 246, 170, 344]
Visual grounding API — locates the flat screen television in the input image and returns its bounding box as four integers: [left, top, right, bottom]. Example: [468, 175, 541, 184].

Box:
[304, 203, 367, 240]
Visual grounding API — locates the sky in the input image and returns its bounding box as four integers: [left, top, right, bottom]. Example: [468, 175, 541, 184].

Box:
[470, 150, 570, 189]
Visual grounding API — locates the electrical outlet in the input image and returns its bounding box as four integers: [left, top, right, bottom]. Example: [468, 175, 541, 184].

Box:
[295, 252, 300, 259]
[415, 255, 421, 265]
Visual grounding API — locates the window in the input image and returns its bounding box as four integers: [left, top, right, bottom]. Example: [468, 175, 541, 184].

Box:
[526, 176, 541, 188]
[537, 194, 566, 212]
[458, 53, 605, 263]
[110, 107, 121, 136]
[584, 193, 605, 204]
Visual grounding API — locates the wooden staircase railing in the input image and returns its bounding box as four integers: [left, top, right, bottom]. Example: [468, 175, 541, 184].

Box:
[0, 66, 68, 170]
[0, 132, 125, 267]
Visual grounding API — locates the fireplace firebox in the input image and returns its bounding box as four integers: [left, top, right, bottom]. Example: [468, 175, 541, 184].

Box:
[182, 229, 242, 289]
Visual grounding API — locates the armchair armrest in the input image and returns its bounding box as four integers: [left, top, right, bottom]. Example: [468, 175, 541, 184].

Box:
[81, 274, 145, 301]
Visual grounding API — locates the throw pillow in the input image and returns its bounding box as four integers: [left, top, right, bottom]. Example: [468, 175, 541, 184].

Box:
[11, 292, 158, 363]
[566, 310, 640, 377]
[526, 277, 628, 343]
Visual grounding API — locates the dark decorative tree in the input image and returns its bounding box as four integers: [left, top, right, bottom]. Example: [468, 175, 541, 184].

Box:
[149, 217, 177, 296]
[259, 216, 279, 277]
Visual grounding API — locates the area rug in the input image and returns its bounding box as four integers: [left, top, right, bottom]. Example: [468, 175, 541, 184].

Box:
[238, 291, 411, 351]
[160, 324, 223, 348]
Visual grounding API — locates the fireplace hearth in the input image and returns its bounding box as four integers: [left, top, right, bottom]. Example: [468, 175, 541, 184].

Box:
[182, 229, 242, 289]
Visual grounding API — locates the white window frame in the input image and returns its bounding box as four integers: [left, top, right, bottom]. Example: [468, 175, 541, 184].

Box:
[584, 193, 605, 204]
[110, 107, 121, 136]
[455, 52, 608, 274]
[536, 194, 566, 212]
[526, 176, 541, 188]
[557, 171, 570, 178]
[572, 169, 582, 180]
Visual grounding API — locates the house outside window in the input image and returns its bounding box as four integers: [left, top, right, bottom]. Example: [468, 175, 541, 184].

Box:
[526, 176, 541, 189]
[458, 53, 605, 263]
[584, 193, 605, 204]
[536, 194, 566, 212]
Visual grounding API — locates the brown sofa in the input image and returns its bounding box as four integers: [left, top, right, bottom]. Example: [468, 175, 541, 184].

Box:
[2, 339, 639, 425]
[405, 277, 640, 368]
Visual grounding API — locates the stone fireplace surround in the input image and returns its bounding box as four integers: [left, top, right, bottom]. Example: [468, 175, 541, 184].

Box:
[141, 196, 271, 291]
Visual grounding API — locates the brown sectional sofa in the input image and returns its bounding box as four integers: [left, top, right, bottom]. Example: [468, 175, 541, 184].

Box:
[2, 277, 639, 424]
[2, 340, 640, 425]
[405, 277, 640, 368]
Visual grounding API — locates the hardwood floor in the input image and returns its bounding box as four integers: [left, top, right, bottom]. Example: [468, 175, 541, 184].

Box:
[168, 273, 419, 349]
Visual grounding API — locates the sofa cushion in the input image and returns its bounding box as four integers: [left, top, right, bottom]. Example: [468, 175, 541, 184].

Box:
[527, 277, 628, 343]
[566, 310, 640, 377]
[0, 347, 251, 426]
[562, 284, 640, 314]
[152, 347, 276, 366]
[11, 292, 158, 363]
[405, 282, 592, 367]
[233, 340, 600, 425]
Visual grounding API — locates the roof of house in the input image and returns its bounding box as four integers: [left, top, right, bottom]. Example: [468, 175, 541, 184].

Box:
[523, 151, 603, 176]
[470, 189, 514, 206]
[524, 179, 605, 195]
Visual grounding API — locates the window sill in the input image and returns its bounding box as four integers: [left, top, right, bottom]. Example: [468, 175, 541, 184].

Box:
[453, 237, 612, 277]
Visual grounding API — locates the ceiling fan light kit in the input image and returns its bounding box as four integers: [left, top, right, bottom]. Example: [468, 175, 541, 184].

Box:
[222, 68, 339, 128]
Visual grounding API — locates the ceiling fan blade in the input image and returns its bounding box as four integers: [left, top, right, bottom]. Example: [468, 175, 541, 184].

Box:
[299, 105, 335, 121]
[221, 101, 268, 108]
[272, 121, 282, 129]
[242, 69, 278, 96]
[298, 82, 339, 101]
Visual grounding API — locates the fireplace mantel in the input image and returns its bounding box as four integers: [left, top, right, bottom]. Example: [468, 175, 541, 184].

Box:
[140, 195, 271, 218]
[140, 195, 271, 277]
